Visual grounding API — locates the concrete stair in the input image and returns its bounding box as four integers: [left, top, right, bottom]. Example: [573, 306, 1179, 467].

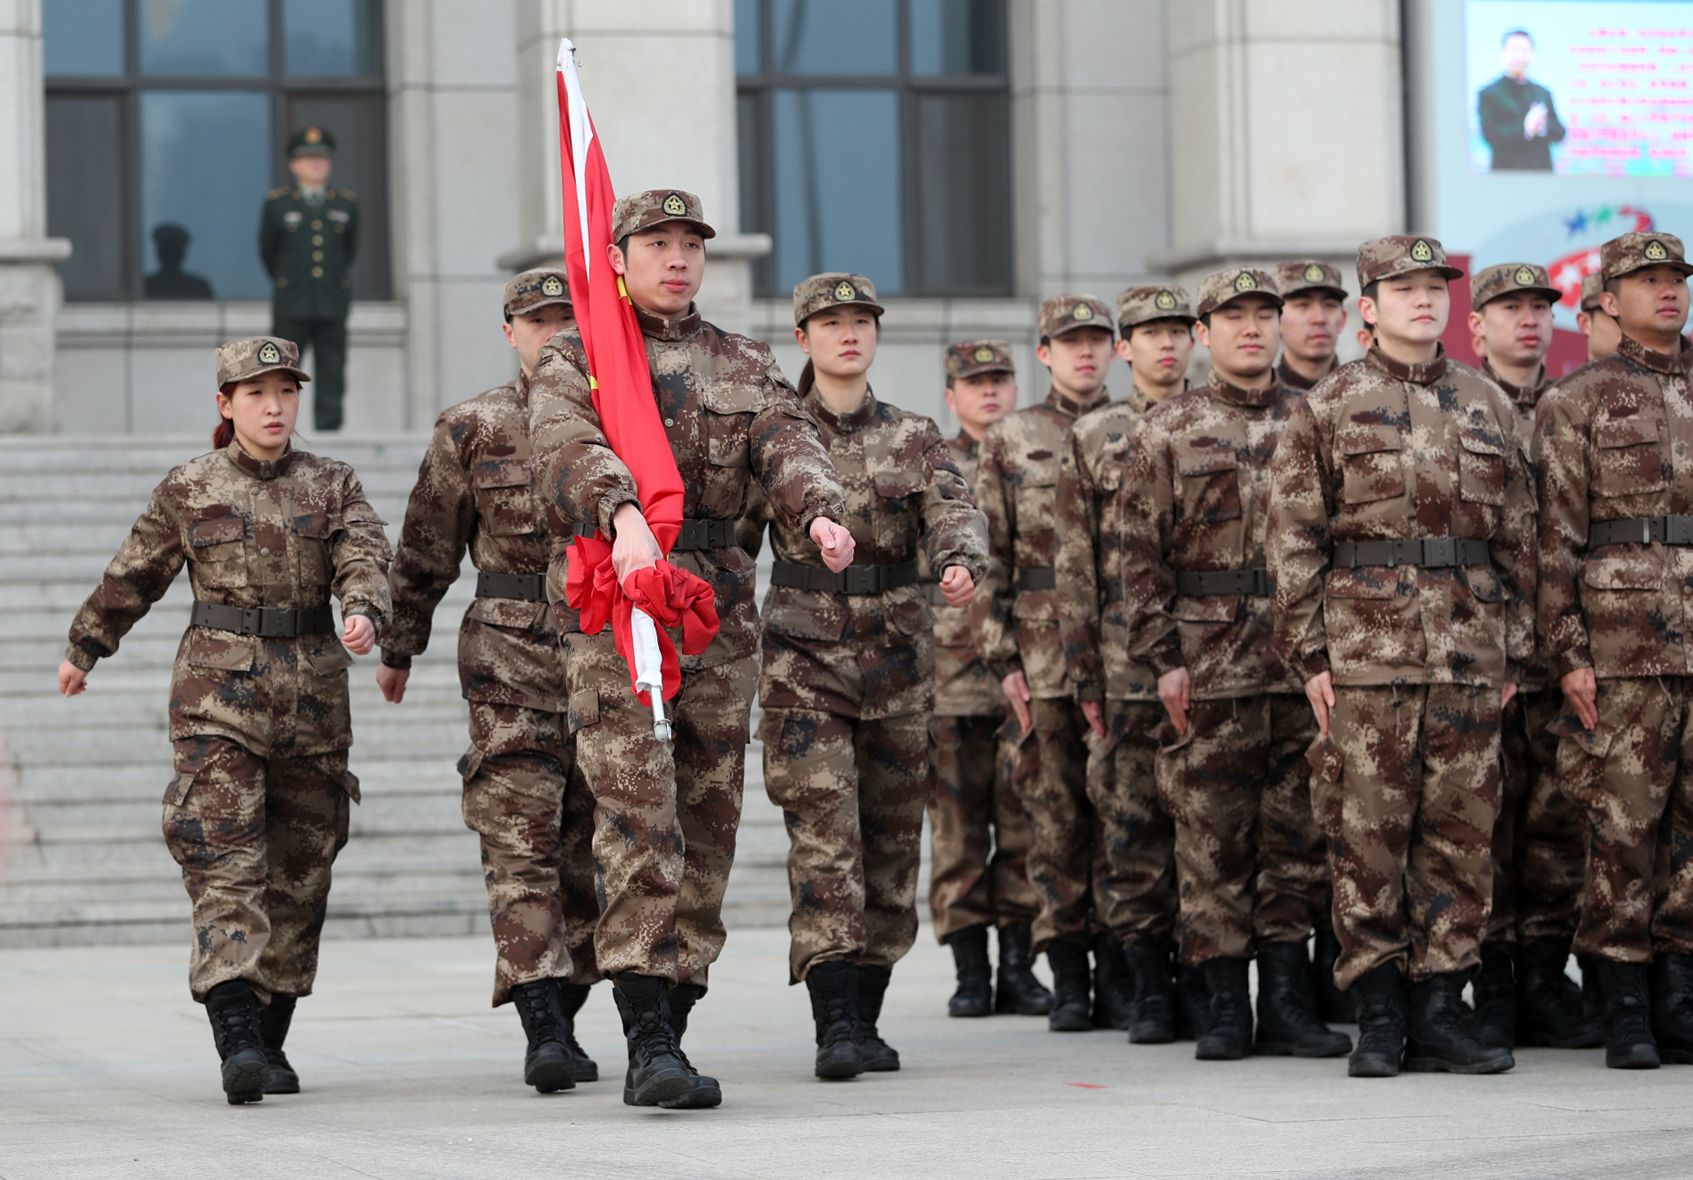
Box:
[0, 434, 802, 948]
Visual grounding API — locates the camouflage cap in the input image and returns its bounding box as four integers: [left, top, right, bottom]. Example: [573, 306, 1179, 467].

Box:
[1274, 259, 1348, 300]
[611, 189, 716, 243]
[1580, 272, 1606, 313]
[1038, 294, 1114, 340]
[1116, 284, 1196, 331]
[1195, 267, 1283, 318]
[216, 337, 311, 386]
[793, 272, 885, 326]
[287, 125, 335, 159]
[1470, 262, 1561, 309]
[503, 267, 573, 318]
[946, 339, 1015, 381]
[1601, 231, 1693, 282]
[1356, 235, 1464, 286]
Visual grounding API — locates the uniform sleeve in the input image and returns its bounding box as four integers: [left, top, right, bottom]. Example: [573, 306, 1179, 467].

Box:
[1266, 398, 1334, 683]
[1477, 83, 1513, 152]
[1543, 86, 1566, 145]
[65, 479, 186, 671]
[259, 199, 281, 277]
[344, 196, 360, 263]
[1489, 388, 1539, 674]
[529, 336, 642, 538]
[970, 422, 1019, 682]
[736, 483, 771, 559]
[1535, 386, 1591, 678]
[382, 414, 475, 668]
[1119, 418, 1184, 678]
[916, 417, 987, 584]
[1055, 427, 1104, 702]
[749, 358, 847, 534]
[331, 470, 394, 632]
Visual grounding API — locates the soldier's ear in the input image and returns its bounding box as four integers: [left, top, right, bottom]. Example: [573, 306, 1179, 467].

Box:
[794, 325, 811, 354]
[1599, 290, 1620, 319]
[606, 241, 627, 277]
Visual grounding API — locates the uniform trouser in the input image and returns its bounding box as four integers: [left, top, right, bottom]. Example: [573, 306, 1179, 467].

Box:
[925, 713, 1038, 941]
[1488, 689, 1585, 945]
[1018, 697, 1095, 952]
[271, 311, 348, 431]
[762, 708, 930, 981]
[1157, 695, 1325, 965]
[165, 735, 354, 1002]
[1558, 676, 1693, 964]
[1310, 683, 1503, 989]
[562, 631, 755, 987]
[1088, 700, 1177, 948]
[459, 700, 601, 1005]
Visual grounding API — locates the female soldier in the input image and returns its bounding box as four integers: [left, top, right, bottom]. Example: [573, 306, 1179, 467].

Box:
[745, 274, 988, 1080]
[58, 337, 391, 1104]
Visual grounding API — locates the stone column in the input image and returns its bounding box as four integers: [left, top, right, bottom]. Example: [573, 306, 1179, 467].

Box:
[0, 0, 70, 433]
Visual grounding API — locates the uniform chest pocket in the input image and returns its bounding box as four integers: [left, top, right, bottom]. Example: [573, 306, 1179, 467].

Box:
[1592, 417, 1668, 498]
[293, 511, 337, 586]
[1457, 431, 1507, 506]
[1336, 424, 1406, 504]
[473, 461, 539, 537]
[873, 470, 924, 512]
[1175, 441, 1242, 524]
[1016, 471, 1059, 524]
[872, 469, 924, 553]
[188, 512, 248, 589]
[702, 382, 760, 469]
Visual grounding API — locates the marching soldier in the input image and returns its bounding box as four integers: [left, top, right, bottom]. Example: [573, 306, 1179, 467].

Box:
[59, 338, 390, 1103]
[1055, 284, 1195, 1040]
[529, 189, 851, 1108]
[378, 269, 602, 1094]
[1121, 267, 1349, 1062]
[1578, 272, 1623, 362]
[974, 294, 1113, 1032]
[1536, 231, 1693, 1070]
[259, 126, 359, 432]
[926, 340, 1053, 1020]
[1268, 235, 1537, 1078]
[1274, 261, 1349, 391]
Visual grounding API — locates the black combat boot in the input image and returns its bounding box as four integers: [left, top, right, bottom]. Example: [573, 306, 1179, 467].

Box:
[1651, 953, 1693, 1065]
[556, 982, 600, 1082]
[1091, 935, 1136, 1031]
[1173, 963, 1211, 1042]
[1600, 960, 1659, 1069]
[1253, 940, 1352, 1057]
[660, 982, 723, 1108]
[1517, 937, 1604, 1049]
[1469, 942, 1518, 1051]
[994, 922, 1054, 1015]
[806, 961, 865, 1080]
[1405, 972, 1515, 1074]
[1044, 940, 1092, 1032]
[946, 927, 993, 1018]
[258, 994, 299, 1094]
[856, 965, 900, 1072]
[1348, 962, 1407, 1077]
[612, 973, 694, 1105]
[1579, 952, 1604, 1023]
[1125, 938, 1176, 1043]
[205, 980, 268, 1105]
[511, 979, 576, 1094]
[1311, 925, 1356, 1023]
[1194, 957, 1253, 1060]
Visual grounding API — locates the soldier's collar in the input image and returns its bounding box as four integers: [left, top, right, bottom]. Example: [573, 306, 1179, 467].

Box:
[1481, 359, 1548, 405]
[633, 303, 701, 342]
[1129, 377, 1183, 415]
[806, 386, 878, 431]
[1367, 343, 1448, 386]
[1047, 384, 1108, 418]
[227, 440, 296, 479]
[1206, 369, 1279, 408]
[953, 430, 981, 456]
[1275, 355, 1333, 392]
[1618, 333, 1693, 377]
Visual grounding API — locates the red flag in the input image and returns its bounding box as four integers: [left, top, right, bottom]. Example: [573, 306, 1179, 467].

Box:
[554, 39, 717, 703]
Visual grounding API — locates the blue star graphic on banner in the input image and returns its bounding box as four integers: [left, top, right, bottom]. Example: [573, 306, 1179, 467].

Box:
[1565, 209, 1588, 237]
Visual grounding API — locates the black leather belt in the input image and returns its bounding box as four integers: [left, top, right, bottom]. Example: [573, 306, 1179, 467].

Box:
[1019, 567, 1057, 591]
[1175, 568, 1273, 597]
[190, 601, 333, 638]
[1590, 515, 1693, 547]
[1102, 582, 1124, 604]
[1332, 538, 1492, 569]
[476, 571, 547, 602]
[771, 558, 920, 595]
[571, 517, 735, 551]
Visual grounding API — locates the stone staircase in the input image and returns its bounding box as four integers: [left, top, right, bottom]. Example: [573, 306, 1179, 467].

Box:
[0, 434, 799, 948]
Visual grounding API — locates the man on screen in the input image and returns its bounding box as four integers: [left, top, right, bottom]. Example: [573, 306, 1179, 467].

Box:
[1478, 29, 1565, 172]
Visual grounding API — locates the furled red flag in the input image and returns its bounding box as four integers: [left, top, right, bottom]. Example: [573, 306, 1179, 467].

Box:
[554, 39, 718, 709]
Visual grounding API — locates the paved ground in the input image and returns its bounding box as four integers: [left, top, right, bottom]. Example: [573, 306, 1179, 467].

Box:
[4, 930, 1693, 1179]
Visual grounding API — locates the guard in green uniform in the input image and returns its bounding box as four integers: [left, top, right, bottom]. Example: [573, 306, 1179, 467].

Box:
[259, 126, 359, 432]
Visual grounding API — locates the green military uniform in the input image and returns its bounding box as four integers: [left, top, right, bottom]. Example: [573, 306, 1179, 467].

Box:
[259, 126, 359, 432]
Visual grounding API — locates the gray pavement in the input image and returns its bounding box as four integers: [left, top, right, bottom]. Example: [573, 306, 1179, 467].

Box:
[6, 931, 1693, 1178]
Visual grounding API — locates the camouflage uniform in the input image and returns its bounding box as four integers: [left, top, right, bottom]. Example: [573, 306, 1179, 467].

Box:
[748, 275, 988, 981]
[1267, 238, 1537, 992]
[1273, 260, 1348, 393]
[974, 294, 1112, 954]
[1122, 268, 1325, 967]
[65, 337, 391, 1002]
[382, 270, 599, 1006]
[528, 195, 845, 989]
[928, 340, 1038, 942]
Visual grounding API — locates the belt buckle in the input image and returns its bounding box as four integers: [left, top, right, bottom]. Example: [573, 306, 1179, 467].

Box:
[261, 609, 293, 638]
[843, 567, 872, 595]
[1422, 537, 1457, 567]
[1249, 569, 1269, 596]
[239, 607, 262, 635]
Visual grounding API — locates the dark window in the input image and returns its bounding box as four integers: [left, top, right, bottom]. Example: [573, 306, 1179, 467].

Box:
[44, 0, 389, 303]
[736, 0, 1012, 298]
